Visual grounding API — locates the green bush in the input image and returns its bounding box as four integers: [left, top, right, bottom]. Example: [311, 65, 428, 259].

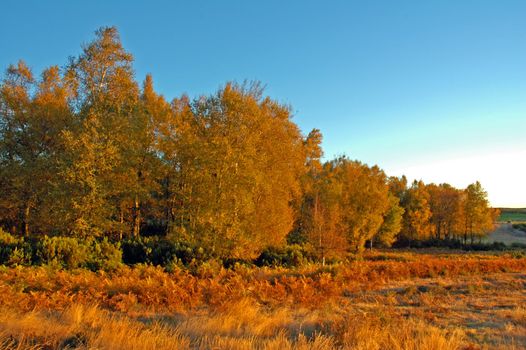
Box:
[463, 241, 507, 251]
[121, 237, 152, 264]
[122, 237, 212, 267]
[255, 245, 312, 267]
[33, 236, 122, 270]
[86, 238, 122, 271]
[35, 236, 90, 268]
[0, 229, 19, 244]
[0, 229, 32, 266]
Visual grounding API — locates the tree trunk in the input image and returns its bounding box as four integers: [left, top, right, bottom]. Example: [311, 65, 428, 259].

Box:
[23, 202, 30, 237]
[119, 208, 124, 240]
[132, 195, 140, 237]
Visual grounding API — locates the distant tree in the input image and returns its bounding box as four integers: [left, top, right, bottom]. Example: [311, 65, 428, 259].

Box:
[427, 183, 462, 240]
[462, 181, 495, 243]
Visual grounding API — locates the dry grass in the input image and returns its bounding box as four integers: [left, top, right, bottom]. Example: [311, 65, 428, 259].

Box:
[0, 251, 525, 349]
[0, 302, 464, 350]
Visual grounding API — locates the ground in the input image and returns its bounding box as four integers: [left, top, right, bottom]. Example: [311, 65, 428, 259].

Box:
[486, 223, 526, 245]
[0, 251, 525, 349]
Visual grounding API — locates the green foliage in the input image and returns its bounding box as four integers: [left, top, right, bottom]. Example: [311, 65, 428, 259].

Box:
[86, 238, 122, 271]
[0, 229, 32, 266]
[0, 229, 19, 244]
[255, 245, 313, 267]
[375, 193, 405, 247]
[35, 236, 90, 269]
[0, 235, 123, 271]
[121, 237, 212, 267]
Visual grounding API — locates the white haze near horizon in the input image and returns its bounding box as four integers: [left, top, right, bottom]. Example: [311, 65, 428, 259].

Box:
[385, 148, 526, 208]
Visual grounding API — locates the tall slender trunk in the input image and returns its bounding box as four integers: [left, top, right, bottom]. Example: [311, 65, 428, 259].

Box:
[132, 195, 140, 237]
[119, 208, 124, 240]
[314, 191, 324, 265]
[23, 202, 30, 237]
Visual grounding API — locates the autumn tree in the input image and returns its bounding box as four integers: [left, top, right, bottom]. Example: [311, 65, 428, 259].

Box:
[57, 26, 145, 237]
[374, 192, 404, 247]
[160, 83, 306, 258]
[400, 180, 432, 242]
[427, 183, 462, 240]
[387, 175, 408, 202]
[290, 129, 349, 261]
[462, 181, 495, 243]
[0, 62, 73, 235]
[326, 158, 390, 253]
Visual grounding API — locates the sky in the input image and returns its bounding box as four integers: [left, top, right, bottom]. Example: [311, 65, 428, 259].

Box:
[1, 0, 525, 207]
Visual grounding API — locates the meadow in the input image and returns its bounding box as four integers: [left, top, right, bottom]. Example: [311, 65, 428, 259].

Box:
[0, 250, 525, 350]
[498, 208, 526, 223]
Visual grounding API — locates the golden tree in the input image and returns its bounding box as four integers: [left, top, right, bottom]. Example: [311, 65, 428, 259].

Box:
[400, 180, 432, 242]
[161, 83, 306, 258]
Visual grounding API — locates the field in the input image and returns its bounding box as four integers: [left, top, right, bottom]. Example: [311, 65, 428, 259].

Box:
[485, 223, 526, 245]
[0, 251, 525, 349]
[498, 208, 526, 223]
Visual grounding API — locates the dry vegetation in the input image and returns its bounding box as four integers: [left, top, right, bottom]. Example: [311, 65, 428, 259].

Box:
[0, 251, 525, 349]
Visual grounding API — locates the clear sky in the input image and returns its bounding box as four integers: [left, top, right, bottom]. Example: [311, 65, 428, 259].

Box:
[1, 0, 525, 207]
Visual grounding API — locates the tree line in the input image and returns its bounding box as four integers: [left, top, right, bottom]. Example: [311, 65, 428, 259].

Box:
[0, 27, 498, 260]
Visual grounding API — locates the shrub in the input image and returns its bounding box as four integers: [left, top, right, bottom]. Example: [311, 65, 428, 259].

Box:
[122, 237, 212, 267]
[0, 229, 19, 244]
[35, 236, 90, 268]
[86, 238, 122, 271]
[121, 237, 152, 265]
[0, 229, 32, 266]
[255, 245, 311, 267]
[463, 241, 507, 251]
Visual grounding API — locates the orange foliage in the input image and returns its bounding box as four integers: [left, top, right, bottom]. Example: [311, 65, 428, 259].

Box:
[0, 253, 525, 315]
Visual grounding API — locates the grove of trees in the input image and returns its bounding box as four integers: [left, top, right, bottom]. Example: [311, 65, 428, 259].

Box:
[0, 27, 498, 260]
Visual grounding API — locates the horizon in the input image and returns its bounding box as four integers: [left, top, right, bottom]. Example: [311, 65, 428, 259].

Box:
[1, 0, 525, 207]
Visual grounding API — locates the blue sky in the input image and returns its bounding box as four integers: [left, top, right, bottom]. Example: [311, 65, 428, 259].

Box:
[1, 0, 525, 206]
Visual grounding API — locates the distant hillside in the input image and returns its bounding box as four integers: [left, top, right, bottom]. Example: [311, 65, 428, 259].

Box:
[497, 208, 526, 222]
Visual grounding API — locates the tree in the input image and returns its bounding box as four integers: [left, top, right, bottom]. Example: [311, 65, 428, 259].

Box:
[57, 26, 141, 237]
[293, 156, 350, 262]
[0, 62, 72, 235]
[400, 180, 432, 242]
[375, 192, 404, 247]
[0, 61, 35, 235]
[322, 158, 390, 253]
[427, 183, 462, 240]
[163, 83, 306, 258]
[462, 181, 495, 243]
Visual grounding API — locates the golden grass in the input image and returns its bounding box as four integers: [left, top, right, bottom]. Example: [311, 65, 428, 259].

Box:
[0, 251, 525, 349]
[0, 302, 465, 350]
